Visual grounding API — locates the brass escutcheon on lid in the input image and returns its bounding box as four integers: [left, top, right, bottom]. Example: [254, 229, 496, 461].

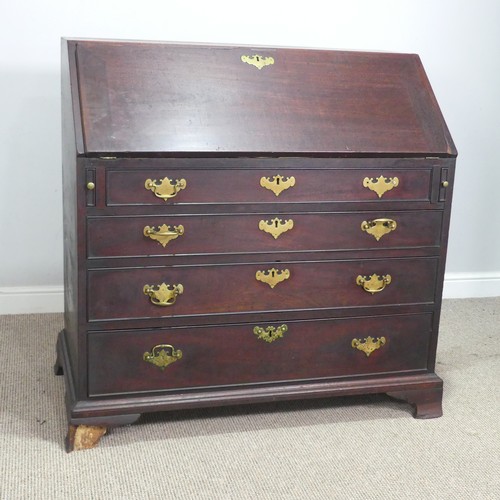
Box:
[241, 54, 274, 70]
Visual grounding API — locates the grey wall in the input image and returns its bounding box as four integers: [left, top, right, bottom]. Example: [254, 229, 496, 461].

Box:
[1, 0, 499, 302]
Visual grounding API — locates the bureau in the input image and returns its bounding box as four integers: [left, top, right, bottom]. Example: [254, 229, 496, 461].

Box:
[57, 39, 456, 451]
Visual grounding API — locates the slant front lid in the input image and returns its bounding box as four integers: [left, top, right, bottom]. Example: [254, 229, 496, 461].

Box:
[71, 39, 456, 156]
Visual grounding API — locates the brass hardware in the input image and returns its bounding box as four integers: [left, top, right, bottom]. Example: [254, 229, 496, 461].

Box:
[260, 175, 296, 196]
[351, 336, 386, 357]
[143, 344, 183, 370]
[259, 217, 294, 239]
[143, 283, 184, 306]
[356, 274, 392, 294]
[145, 177, 187, 201]
[442, 181, 449, 188]
[362, 175, 399, 198]
[255, 268, 290, 288]
[361, 218, 397, 241]
[86, 182, 95, 190]
[253, 324, 288, 343]
[143, 224, 184, 248]
[241, 54, 275, 70]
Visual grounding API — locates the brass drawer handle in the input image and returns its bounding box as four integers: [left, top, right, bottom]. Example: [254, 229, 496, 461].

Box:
[259, 217, 294, 239]
[143, 344, 183, 370]
[143, 283, 184, 306]
[356, 274, 392, 294]
[260, 175, 295, 196]
[361, 218, 397, 241]
[143, 224, 184, 247]
[256, 268, 290, 288]
[363, 175, 399, 198]
[254, 324, 288, 343]
[145, 177, 187, 200]
[352, 336, 386, 357]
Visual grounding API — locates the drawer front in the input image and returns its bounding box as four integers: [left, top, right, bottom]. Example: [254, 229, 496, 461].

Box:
[88, 313, 433, 396]
[87, 211, 443, 258]
[87, 258, 438, 321]
[106, 168, 432, 206]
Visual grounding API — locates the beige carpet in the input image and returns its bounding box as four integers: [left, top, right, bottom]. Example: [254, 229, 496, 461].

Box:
[0, 298, 499, 499]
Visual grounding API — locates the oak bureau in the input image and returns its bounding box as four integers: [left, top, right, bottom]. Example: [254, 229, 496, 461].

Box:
[57, 39, 457, 451]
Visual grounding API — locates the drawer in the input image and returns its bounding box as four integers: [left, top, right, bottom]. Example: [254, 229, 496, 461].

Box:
[87, 210, 442, 258]
[105, 167, 433, 206]
[87, 313, 433, 396]
[87, 257, 438, 321]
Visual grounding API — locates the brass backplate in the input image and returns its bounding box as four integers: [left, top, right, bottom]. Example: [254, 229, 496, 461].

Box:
[143, 283, 184, 306]
[143, 224, 184, 247]
[351, 336, 386, 357]
[143, 344, 183, 370]
[356, 274, 392, 294]
[145, 177, 187, 200]
[259, 217, 294, 239]
[361, 218, 397, 241]
[253, 324, 288, 343]
[362, 175, 399, 198]
[255, 268, 290, 288]
[241, 54, 275, 70]
[260, 175, 296, 196]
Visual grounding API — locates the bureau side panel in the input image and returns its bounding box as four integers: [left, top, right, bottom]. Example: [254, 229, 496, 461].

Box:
[428, 158, 457, 370]
[61, 39, 85, 381]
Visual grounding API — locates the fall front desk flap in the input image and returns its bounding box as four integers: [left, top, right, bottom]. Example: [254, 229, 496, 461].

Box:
[67, 39, 456, 157]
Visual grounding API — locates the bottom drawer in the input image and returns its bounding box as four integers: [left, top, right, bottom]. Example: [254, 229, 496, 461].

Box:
[88, 313, 433, 397]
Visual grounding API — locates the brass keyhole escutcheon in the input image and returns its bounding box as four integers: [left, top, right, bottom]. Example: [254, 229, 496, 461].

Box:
[253, 324, 288, 343]
[255, 268, 290, 288]
[241, 54, 275, 70]
[362, 175, 399, 198]
[351, 336, 386, 357]
[260, 175, 296, 196]
[259, 217, 294, 239]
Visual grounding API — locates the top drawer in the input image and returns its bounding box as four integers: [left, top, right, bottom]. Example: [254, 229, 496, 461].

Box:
[100, 158, 440, 207]
[107, 168, 432, 206]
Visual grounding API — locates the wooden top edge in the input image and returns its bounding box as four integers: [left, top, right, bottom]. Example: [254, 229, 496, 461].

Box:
[63, 37, 418, 57]
[77, 151, 457, 159]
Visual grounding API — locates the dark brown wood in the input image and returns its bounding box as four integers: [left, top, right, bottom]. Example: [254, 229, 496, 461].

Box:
[87, 210, 443, 258]
[59, 39, 456, 450]
[73, 40, 456, 156]
[56, 329, 143, 427]
[61, 38, 80, 377]
[105, 164, 434, 206]
[86, 257, 438, 322]
[88, 313, 432, 396]
[387, 387, 443, 418]
[65, 363, 445, 418]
